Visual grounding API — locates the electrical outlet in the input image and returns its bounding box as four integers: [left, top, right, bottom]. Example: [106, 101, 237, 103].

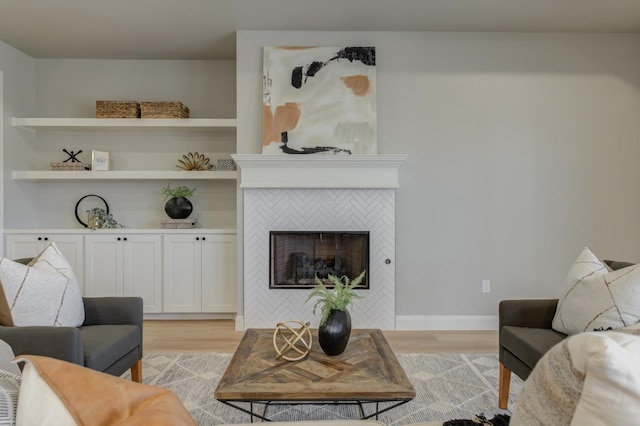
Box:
[482, 280, 491, 293]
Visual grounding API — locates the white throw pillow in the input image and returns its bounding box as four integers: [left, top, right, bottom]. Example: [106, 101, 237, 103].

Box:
[0, 243, 84, 327]
[15, 358, 76, 426]
[569, 332, 640, 425]
[552, 247, 640, 335]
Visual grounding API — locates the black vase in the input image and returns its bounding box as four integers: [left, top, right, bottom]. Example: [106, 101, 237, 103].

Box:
[318, 309, 352, 356]
[164, 197, 193, 219]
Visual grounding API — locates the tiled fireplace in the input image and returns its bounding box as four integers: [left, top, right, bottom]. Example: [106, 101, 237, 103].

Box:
[233, 155, 406, 330]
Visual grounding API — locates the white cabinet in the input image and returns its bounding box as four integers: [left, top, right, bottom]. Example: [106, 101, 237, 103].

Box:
[163, 233, 236, 313]
[4, 229, 237, 316]
[84, 234, 162, 313]
[4, 232, 85, 292]
[201, 234, 237, 312]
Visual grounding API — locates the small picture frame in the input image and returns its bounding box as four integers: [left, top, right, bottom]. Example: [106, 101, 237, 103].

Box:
[91, 150, 111, 171]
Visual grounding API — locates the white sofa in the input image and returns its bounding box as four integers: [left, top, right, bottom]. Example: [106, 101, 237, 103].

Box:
[511, 327, 640, 425]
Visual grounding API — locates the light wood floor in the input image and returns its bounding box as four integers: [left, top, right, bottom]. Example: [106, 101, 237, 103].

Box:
[144, 320, 499, 354]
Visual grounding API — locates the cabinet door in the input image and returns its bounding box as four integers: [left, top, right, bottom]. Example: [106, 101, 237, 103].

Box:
[5, 234, 85, 293]
[84, 235, 123, 297]
[122, 235, 162, 313]
[163, 235, 202, 313]
[47, 235, 85, 294]
[4, 235, 44, 260]
[201, 234, 237, 313]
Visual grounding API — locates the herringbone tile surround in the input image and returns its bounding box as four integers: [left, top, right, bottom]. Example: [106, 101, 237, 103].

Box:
[243, 188, 396, 329]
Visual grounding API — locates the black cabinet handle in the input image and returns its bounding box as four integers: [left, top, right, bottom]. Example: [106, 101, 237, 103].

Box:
[196, 237, 200, 241]
[44, 237, 48, 241]
[202, 237, 206, 241]
[37, 237, 42, 241]
[123, 237, 127, 241]
[117, 237, 121, 241]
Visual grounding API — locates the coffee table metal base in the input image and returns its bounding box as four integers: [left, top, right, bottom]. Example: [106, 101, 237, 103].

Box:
[219, 398, 413, 422]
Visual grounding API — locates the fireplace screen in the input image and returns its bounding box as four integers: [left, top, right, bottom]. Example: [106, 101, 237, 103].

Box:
[270, 231, 370, 289]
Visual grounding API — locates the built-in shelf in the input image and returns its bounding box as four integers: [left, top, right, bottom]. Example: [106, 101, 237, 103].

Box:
[12, 170, 237, 181]
[12, 117, 237, 131]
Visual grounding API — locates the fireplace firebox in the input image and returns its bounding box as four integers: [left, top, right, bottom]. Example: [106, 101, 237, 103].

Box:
[269, 231, 369, 289]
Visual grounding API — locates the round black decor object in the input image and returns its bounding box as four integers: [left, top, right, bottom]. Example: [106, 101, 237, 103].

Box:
[318, 309, 352, 356]
[75, 194, 109, 228]
[164, 197, 193, 219]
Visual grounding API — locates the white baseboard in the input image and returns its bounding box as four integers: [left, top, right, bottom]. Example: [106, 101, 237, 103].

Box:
[144, 313, 235, 320]
[235, 315, 244, 331]
[395, 315, 498, 330]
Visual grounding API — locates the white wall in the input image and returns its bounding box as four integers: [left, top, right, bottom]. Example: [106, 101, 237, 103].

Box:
[237, 31, 640, 327]
[0, 41, 36, 237]
[36, 59, 235, 119]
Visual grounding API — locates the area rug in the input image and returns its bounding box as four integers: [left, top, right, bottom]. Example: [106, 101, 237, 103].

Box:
[123, 353, 522, 425]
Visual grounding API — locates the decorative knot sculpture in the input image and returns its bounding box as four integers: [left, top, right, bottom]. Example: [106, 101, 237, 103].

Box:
[272, 320, 312, 361]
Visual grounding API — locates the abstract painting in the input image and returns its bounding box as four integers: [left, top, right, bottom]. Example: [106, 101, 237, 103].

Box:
[263, 46, 376, 155]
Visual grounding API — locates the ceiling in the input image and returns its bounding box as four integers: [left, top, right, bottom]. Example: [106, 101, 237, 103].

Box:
[1, 0, 640, 60]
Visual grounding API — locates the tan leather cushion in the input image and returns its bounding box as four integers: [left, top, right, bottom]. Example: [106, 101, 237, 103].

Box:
[16, 355, 195, 425]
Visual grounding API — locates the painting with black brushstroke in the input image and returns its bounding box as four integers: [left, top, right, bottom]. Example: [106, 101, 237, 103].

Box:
[263, 46, 377, 155]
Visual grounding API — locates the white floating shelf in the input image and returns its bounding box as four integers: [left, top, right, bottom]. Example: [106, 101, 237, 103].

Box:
[12, 117, 236, 131]
[12, 170, 237, 181]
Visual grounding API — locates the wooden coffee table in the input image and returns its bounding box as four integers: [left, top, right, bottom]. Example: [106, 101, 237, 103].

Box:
[214, 328, 416, 422]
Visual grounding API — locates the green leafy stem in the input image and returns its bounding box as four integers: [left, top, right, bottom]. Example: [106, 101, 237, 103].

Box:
[305, 270, 366, 326]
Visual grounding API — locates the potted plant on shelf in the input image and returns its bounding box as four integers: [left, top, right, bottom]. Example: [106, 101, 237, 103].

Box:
[86, 207, 124, 229]
[161, 184, 196, 219]
[306, 270, 366, 356]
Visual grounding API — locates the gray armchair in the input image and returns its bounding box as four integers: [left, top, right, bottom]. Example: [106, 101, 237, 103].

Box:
[498, 259, 634, 409]
[0, 259, 143, 382]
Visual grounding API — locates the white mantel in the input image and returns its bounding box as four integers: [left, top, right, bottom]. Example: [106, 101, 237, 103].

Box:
[232, 154, 407, 189]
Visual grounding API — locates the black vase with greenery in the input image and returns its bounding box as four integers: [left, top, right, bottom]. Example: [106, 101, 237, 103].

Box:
[306, 270, 366, 356]
[318, 309, 352, 355]
[161, 184, 196, 219]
